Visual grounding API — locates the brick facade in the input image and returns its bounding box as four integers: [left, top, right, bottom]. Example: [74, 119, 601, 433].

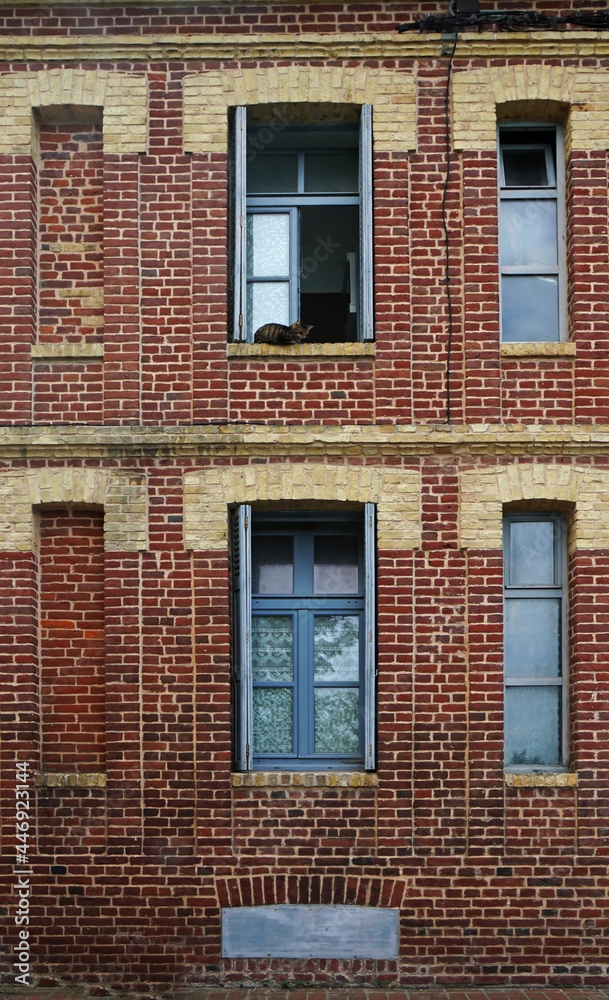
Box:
[1, 1, 609, 992]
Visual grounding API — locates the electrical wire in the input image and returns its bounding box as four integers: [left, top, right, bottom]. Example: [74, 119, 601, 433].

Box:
[397, 8, 609, 33]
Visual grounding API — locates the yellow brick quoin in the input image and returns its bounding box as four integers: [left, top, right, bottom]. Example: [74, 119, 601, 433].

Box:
[0, 67, 147, 155]
[183, 64, 417, 155]
[183, 464, 421, 552]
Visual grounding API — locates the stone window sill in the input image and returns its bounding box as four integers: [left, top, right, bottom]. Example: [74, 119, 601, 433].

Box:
[228, 343, 375, 360]
[32, 344, 104, 362]
[504, 771, 577, 787]
[500, 342, 575, 358]
[35, 771, 106, 788]
[231, 771, 378, 788]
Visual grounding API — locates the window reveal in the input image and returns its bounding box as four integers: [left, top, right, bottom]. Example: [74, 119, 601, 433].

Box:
[230, 107, 373, 343]
[503, 512, 567, 768]
[499, 124, 566, 343]
[232, 508, 376, 771]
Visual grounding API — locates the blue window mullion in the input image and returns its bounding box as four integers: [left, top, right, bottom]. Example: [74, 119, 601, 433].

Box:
[297, 609, 312, 758]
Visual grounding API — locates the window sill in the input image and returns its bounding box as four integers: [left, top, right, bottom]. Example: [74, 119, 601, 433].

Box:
[504, 771, 577, 788]
[32, 343, 104, 362]
[500, 342, 575, 358]
[35, 771, 106, 788]
[228, 343, 375, 360]
[232, 771, 378, 788]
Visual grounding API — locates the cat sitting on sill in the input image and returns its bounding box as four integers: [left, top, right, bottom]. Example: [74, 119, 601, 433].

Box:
[253, 321, 313, 345]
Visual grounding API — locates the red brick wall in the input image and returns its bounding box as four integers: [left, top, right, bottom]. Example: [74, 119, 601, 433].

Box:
[39, 508, 105, 769]
[1, 3, 609, 991]
[37, 118, 104, 346]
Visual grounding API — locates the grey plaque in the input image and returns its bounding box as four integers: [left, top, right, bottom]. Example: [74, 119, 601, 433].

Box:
[221, 904, 399, 959]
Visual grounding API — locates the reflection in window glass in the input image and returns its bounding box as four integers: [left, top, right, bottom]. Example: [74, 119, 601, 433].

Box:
[500, 200, 557, 268]
[314, 616, 359, 681]
[505, 686, 561, 767]
[508, 519, 555, 586]
[505, 599, 561, 677]
[501, 275, 559, 342]
[314, 689, 359, 754]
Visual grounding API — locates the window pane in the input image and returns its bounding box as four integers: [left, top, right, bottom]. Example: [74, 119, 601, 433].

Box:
[508, 519, 555, 586]
[247, 213, 290, 277]
[253, 687, 293, 753]
[314, 616, 359, 681]
[505, 599, 561, 677]
[252, 536, 293, 594]
[314, 534, 359, 594]
[305, 152, 358, 192]
[500, 200, 557, 267]
[252, 616, 293, 682]
[247, 282, 290, 339]
[505, 686, 561, 766]
[501, 275, 559, 342]
[314, 689, 359, 754]
[247, 153, 298, 193]
[502, 146, 550, 187]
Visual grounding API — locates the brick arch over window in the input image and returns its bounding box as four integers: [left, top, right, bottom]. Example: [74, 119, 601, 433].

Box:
[0, 468, 148, 552]
[183, 65, 417, 155]
[451, 64, 609, 152]
[216, 873, 408, 910]
[183, 464, 421, 552]
[459, 464, 609, 551]
[0, 67, 147, 154]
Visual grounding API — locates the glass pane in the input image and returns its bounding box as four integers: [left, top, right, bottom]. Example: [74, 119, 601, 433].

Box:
[247, 213, 290, 277]
[501, 275, 559, 342]
[252, 536, 293, 594]
[253, 687, 293, 753]
[505, 599, 561, 677]
[508, 520, 555, 586]
[314, 616, 359, 681]
[500, 200, 557, 267]
[247, 153, 298, 193]
[247, 281, 290, 339]
[505, 686, 561, 766]
[314, 689, 359, 754]
[305, 152, 358, 193]
[314, 534, 359, 594]
[502, 146, 550, 187]
[252, 616, 293, 682]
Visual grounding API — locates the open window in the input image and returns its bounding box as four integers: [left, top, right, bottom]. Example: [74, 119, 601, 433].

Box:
[229, 106, 373, 343]
[503, 512, 568, 769]
[232, 507, 376, 770]
[499, 124, 566, 342]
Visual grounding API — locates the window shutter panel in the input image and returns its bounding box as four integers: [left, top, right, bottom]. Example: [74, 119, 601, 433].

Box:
[229, 106, 247, 342]
[364, 502, 376, 769]
[359, 105, 374, 341]
[232, 503, 252, 769]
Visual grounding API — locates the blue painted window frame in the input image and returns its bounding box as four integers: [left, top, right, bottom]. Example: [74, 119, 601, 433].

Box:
[503, 511, 568, 770]
[230, 105, 374, 343]
[233, 507, 376, 771]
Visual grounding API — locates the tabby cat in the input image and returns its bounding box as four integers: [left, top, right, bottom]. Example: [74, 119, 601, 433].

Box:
[254, 321, 313, 345]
